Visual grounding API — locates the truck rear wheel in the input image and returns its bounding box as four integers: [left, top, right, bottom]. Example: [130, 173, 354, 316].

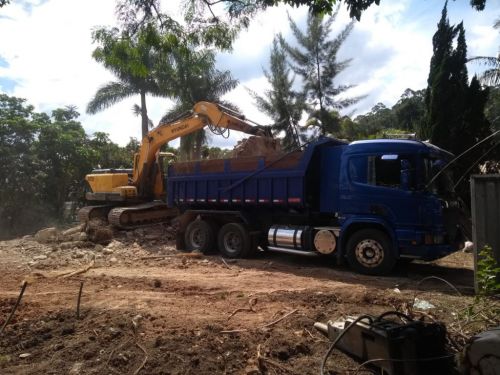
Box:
[346, 229, 396, 275]
[185, 220, 217, 254]
[218, 223, 252, 258]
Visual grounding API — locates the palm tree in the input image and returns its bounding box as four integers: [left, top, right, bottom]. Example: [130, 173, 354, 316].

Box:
[469, 18, 500, 86]
[161, 48, 238, 160]
[87, 26, 174, 138]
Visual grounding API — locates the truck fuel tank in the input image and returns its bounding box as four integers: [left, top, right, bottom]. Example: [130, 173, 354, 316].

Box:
[267, 225, 338, 255]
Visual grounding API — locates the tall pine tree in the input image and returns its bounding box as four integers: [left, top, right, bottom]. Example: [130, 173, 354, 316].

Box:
[424, 2, 491, 197]
[281, 10, 358, 136]
[250, 36, 306, 149]
[424, 3, 490, 156]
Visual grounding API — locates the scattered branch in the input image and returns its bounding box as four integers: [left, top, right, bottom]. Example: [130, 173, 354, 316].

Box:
[133, 341, 148, 375]
[228, 307, 255, 320]
[107, 338, 132, 367]
[228, 298, 257, 320]
[257, 344, 299, 374]
[58, 256, 95, 278]
[140, 252, 203, 260]
[220, 328, 248, 334]
[261, 309, 298, 329]
[304, 328, 328, 343]
[221, 308, 298, 334]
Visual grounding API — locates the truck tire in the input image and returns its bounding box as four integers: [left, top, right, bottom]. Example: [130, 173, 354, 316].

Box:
[346, 229, 396, 275]
[218, 223, 252, 258]
[185, 220, 217, 254]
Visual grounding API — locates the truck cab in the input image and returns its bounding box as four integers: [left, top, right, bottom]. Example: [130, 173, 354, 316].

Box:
[331, 140, 467, 274]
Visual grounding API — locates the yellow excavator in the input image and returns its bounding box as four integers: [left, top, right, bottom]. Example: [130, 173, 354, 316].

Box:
[78, 101, 272, 228]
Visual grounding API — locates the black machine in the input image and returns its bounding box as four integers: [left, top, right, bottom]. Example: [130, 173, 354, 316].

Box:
[314, 313, 455, 375]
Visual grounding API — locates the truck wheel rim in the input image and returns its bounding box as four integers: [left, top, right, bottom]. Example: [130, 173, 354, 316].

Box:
[223, 232, 241, 254]
[189, 228, 205, 249]
[355, 239, 384, 268]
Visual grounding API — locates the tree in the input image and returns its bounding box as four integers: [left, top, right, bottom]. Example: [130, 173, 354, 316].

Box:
[36, 108, 94, 217]
[0, 93, 153, 238]
[461, 76, 491, 150]
[392, 89, 426, 131]
[201, 146, 231, 159]
[116, 0, 239, 50]
[0, 94, 43, 237]
[423, 3, 492, 199]
[352, 103, 396, 138]
[89, 132, 135, 169]
[251, 36, 306, 149]
[88, 0, 240, 140]
[485, 86, 500, 130]
[87, 25, 171, 138]
[423, 4, 490, 154]
[282, 10, 358, 136]
[422, 4, 463, 148]
[469, 18, 500, 87]
[200, 0, 488, 21]
[161, 48, 238, 160]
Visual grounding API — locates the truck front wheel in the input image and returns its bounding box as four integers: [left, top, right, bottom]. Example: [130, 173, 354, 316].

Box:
[185, 220, 217, 254]
[346, 229, 396, 275]
[218, 223, 252, 258]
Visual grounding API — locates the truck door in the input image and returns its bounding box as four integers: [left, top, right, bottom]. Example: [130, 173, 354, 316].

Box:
[341, 154, 425, 243]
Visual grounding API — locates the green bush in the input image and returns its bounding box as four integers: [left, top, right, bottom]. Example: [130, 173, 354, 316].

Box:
[477, 245, 500, 295]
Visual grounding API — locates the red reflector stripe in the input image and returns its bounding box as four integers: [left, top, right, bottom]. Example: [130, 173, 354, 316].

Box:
[288, 198, 301, 203]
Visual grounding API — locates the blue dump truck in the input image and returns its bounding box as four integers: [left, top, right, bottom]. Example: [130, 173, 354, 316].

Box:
[166, 137, 468, 275]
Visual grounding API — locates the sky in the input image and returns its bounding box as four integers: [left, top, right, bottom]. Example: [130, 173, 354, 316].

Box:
[0, 0, 499, 149]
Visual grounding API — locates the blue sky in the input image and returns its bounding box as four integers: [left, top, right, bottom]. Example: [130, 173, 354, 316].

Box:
[0, 0, 499, 147]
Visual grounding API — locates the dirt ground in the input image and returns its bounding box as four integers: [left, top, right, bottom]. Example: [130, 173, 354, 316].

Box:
[0, 224, 483, 374]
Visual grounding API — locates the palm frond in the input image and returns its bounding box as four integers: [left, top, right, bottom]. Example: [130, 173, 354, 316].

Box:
[86, 81, 137, 114]
[480, 68, 500, 86]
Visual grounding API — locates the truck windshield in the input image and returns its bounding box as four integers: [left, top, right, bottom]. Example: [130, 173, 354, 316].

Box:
[423, 158, 455, 195]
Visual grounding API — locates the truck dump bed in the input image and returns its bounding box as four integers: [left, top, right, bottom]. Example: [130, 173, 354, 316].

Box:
[166, 138, 346, 210]
[166, 151, 308, 208]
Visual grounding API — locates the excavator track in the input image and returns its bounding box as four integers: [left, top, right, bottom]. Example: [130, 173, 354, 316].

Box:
[107, 201, 179, 229]
[78, 205, 115, 222]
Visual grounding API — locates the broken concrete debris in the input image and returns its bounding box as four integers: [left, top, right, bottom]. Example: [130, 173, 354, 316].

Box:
[34, 227, 59, 243]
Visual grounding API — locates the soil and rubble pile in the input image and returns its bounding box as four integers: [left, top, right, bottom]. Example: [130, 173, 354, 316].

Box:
[231, 136, 283, 158]
[12, 221, 178, 270]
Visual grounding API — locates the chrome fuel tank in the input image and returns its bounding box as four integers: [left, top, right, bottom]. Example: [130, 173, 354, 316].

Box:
[268, 226, 304, 249]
